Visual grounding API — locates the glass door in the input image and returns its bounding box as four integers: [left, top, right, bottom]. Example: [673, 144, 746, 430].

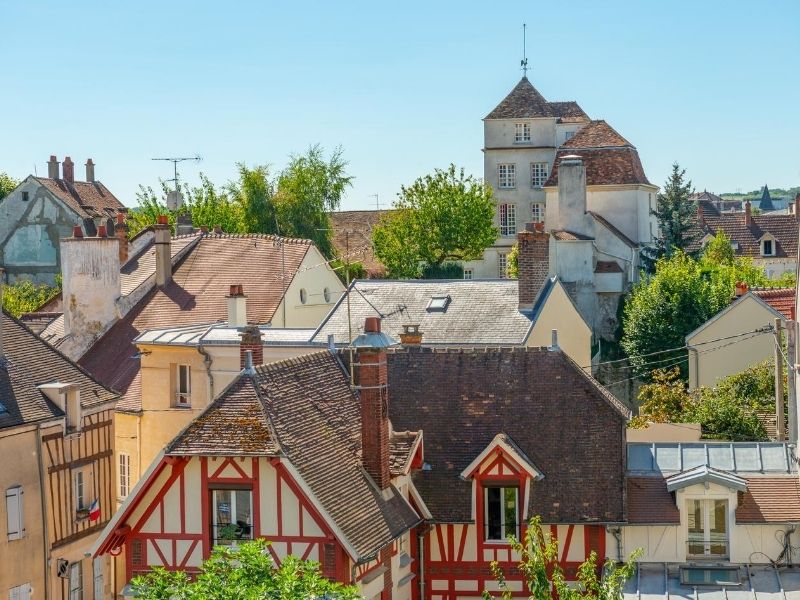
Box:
[687, 499, 728, 558]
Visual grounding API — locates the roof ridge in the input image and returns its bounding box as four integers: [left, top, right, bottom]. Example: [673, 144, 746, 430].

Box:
[201, 232, 312, 244]
[253, 349, 334, 377]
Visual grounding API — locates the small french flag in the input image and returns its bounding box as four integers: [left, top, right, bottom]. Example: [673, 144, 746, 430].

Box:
[89, 499, 101, 522]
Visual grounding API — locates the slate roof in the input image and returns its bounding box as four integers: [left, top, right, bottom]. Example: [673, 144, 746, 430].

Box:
[78, 234, 313, 413]
[692, 205, 799, 259]
[328, 210, 391, 277]
[34, 176, 126, 219]
[168, 351, 421, 560]
[0, 311, 118, 430]
[758, 185, 775, 212]
[485, 77, 589, 121]
[312, 279, 551, 346]
[384, 346, 630, 524]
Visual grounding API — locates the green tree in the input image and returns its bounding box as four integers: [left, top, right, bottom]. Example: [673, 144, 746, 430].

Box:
[641, 163, 696, 271]
[131, 539, 359, 600]
[2, 279, 61, 317]
[373, 165, 497, 278]
[186, 174, 243, 232]
[485, 516, 640, 600]
[0, 172, 18, 200]
[506, 242, 520, 278]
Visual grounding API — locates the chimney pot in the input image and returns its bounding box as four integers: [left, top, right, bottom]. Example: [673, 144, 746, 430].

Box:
[735, 281, 749, 297]
[200, 226, 209, 234]
[97, 225, 107, 238]
[213, 225, 222, 234]
[745, 201, 752, 227]
[516, 226, 550, 310]
[62, 156, 75, 184]
[72, 225, 84, 238]
[239, 325, 263, 369]
[157, 214, 169, 226]
[116, 213, 125, 225]
[549, 329, 560, 351]
[85, 158, 95, 183]
[228, 284, 247, 327]
[364, 316, 381, 333]
[399, 323, 423, 345]
[47, 155, 60, 179]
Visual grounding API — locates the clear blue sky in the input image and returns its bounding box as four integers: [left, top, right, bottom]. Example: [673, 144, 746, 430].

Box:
[1, 1, 798, 210]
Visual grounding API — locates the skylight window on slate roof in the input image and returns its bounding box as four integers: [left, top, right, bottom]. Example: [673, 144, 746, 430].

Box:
[0, 402, 6, 414]
[427, 295, 451, 312]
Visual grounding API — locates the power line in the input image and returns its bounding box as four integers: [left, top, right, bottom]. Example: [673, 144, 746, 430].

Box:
[602, 356, 689, 388]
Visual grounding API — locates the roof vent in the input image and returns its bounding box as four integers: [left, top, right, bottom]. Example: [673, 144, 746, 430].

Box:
[426, 295, 451, 312]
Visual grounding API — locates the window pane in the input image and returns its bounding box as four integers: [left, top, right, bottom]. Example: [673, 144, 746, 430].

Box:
[234, 490, 253, 540]
[504, 487, 518, 538]
[709, 500, 727, 556]
[486, 487, 502, 540]
[687, 499, 704, 555]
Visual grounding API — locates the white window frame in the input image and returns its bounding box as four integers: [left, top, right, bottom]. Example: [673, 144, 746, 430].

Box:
[762, 239, 774, 256]
[564, 130, 575, 142]
[497, 164, 516, 189]
[686, 499, 729, 558]
[176, 364, 191, 407]
[463, 268, 473, 280]
[530, 202, 544, 224]
[69, 561, 82, 600]
[8, 583, 31, 600]
[530, 162, 548, 188]
[514, 122, 531, 143]
[211, 488, 254, 546]
[93, 557, 104, 600]
[499, 204, 516, 236]
[118, 453, 130, 499]
[74, 470, 86, 512]
[498, 254, 508, 279]
[483, 485, 519, 542]
[5, 486, 24, 541]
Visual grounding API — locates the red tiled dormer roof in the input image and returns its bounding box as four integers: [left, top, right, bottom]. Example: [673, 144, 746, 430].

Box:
[750, 287, 795, 319]
[34, 177, 126, 219]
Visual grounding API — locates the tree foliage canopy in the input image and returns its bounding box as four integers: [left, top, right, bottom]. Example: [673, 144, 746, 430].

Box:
[373, 165, 497, 278]
[1, 278, 61, 317]
[131, 539, 359, 600]
[0, 171, 18, 200]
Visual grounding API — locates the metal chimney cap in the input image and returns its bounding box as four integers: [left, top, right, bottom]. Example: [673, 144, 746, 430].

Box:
[352, 330, 397, 350]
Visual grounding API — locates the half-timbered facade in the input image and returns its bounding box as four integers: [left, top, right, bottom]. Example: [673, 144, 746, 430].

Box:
[1, 306, 118, 600]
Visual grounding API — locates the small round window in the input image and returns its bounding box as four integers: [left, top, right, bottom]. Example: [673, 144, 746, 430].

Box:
[323, 287, 331, 303]
[300, 288, 308, 304]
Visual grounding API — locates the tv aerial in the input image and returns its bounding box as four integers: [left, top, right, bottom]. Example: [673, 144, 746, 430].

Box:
[151, 155, 202, 196]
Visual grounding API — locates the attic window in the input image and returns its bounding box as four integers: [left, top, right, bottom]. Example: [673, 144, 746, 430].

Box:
[427, 295, 451, 312]
[730, 241, 739, 251]
[22, 192, 29, 202]
[762, 239, 774, 256]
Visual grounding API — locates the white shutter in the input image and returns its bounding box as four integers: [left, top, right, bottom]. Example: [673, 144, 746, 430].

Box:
[6, 487, 23, 540]
[8, 584, 31, 600]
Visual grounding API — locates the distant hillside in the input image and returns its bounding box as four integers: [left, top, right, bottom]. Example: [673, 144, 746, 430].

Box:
[721, 186, 800, 202]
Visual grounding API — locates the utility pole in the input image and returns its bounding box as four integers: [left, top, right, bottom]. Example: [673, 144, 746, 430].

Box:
[789, 320, 798, 443]
[775, 318, 786, 441]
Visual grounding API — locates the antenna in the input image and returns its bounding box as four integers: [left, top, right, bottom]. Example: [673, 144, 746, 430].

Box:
[520, 23, 528, 77]
[151, 155, 202, 197]
[369, 194, 382, 211]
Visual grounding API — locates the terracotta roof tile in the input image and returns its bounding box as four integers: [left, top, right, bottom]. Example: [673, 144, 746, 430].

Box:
[485, 77, 589, 121]
[560, 120, 632, 148]
[329, 210, 390, 276]
[545, 147, 651, 187]
[389, 431, 421, 476]
[626, 477, 680, 524]
[751, 288, 795, 319]
[691, 212, 799, 259]
[736, 477, 800, 522]
[553, 230, 594, 241]
[35, 177, 126, 219]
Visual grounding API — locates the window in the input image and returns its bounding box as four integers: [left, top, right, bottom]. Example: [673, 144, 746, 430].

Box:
[463, 268, 473, 280]
[564, 131, 575, 141]
[93, 558, 104, 599]
[175, 365, 191, 407]
[499, 203, 516, 236]
[299, 288, 308, 304]
[687, 499, 728, 558]
[8, 583, 31, 600]
[530, 162, 548, 188]
[427, 295, 451, 312]
[530, 202, 544, 223]
[323, 287, 331, 303]
[498, 254, 508, 279]
[69, 562, 82, 600]
[118, 453, 130, 499]
[21, 192, 29, 202]
[497, 164, 516, 189]
[762, 239, 774, 256]
[514, 123, 531, 143]
[5, 487, 24, 541]
[65, 388, 81, 432]
[212, 489, 253, 546]
[74, 471, 87, 512]
[484, 486, 518, 541]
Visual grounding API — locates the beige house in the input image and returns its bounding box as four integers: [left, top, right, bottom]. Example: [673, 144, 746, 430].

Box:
[686, 287, 793, 388]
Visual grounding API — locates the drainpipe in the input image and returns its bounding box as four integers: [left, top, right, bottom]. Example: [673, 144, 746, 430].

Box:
[418, 524, 431, 600]
[36, 424, 51, 600]
[608, 526, 623, 562]
[197, 325, 216, 402]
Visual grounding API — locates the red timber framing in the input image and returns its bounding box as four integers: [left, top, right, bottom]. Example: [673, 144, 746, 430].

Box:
[102, 455, 351, 586]
[414, 445, 607, 599]
[42, 408, 115, 549]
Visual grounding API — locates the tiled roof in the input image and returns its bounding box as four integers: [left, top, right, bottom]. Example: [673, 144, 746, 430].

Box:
[552, 230, 594, 241]
[0, 311, 118, 430]
[691, 211, 799, 259]
[384, 347, 630, 523]
[750, 287, 795, 319]
[34, 177, 126, 219]
[79, 234, 312, 412]
[168, 351, 420, 559]
[626, 477, 680, 524]
[389, 430, 421, 476]
[312, 279, 540, 346]
[736, 476, 800, 522]
[545, 147, 651, 187]
[328, 210, 390, 277]
[560, 120, 631, 148]
[485, 77, 589, 121]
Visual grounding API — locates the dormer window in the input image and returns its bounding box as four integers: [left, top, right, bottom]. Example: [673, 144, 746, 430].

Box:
[427, 295, 451, 312]
[762, 239, 774, 256]
[484, 486, 519, 541]
[514, 123, 531, 143]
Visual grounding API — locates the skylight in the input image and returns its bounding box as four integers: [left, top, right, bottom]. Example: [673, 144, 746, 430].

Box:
[426, 295, 451, 312]
[0, 401, 7, 414]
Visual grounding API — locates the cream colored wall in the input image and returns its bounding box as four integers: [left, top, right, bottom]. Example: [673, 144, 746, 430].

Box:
[686, 295, 777, 388]
[272, 247, 345, 328]
[527, 281, 591, 367]
[0, 424, 47, 597]
[626, 423, 701, 443]
[115, 413, 141, 506]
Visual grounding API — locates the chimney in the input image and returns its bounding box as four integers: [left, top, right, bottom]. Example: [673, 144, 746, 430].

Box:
[47, 155, 59, 179]
[85, 158, 95, 183]
[154, 215, 172, 287]
[175, 211, 194, 236]
[200, 226, 209, 234]
[554, 155, 588, 235]
[734, 281, 749, 297]
[353, 317, 393, 489]
[745, 201, 752, 227]
[549, 329, 560, 351]
[239, 324, 263, 370]
[399, 324, 423, 345]
[62, 156, 75, 184]
[115, 213, 129, 264]
[61, 225, 121, 340]
[517, 225, 550, 310]
[227, 284, 247, 327]
[166, 190, 183, 212]
[213, 225, 222, 235]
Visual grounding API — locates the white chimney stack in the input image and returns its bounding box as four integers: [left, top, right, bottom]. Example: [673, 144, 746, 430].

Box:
[554, 155, 590, 236]
[154, 216, 172, 287]
[227, 284, 247, 327]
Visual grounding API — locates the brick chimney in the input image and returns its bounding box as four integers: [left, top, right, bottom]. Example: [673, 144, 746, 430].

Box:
[154, 215, 172, 287]
[239, 324, 263, 369]
[61, 225, 121, 340]
[734, 281, 749, 298]
[517, 224, 550, 310]
[353, 317, 393, 489]
[399, 324, 423, 345]
[47, 155, 59, 179]
[115, 214, 129, 264]
[62, 156, 75, 184]
[227, 284, 247, 327]
[745, 200, 752, 227]
[85, 158, 95, 183]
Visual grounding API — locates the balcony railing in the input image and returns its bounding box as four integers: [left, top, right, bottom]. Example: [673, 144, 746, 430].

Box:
[686, 537, 729, 560]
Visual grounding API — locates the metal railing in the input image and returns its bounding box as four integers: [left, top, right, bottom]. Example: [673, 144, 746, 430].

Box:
[686, 538, 729, 560]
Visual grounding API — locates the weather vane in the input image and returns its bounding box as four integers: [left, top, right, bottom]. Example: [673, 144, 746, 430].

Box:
[520, 23, 528, 77]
